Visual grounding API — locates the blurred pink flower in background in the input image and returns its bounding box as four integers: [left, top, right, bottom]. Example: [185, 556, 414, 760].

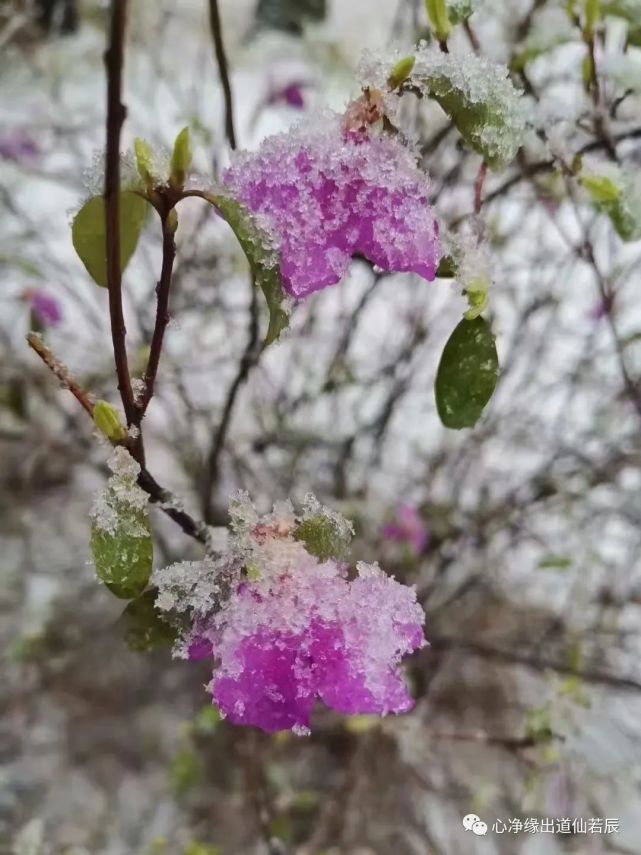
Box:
[267, 80, 308, 110]
[383, 504, 430, 557]
[0, 130, 39, 165]
[24, 289, 63, 328]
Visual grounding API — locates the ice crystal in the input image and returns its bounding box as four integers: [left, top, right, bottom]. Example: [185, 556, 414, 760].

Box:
[154, 494, 426, 733]
[222, 112, 442, 297]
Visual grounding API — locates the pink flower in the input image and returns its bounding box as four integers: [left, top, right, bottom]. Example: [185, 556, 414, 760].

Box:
[383, 505, 429, 557]
[0, 130, 39, 165]
[222, 115, 442, 298]
[195, 557, 425, 732]
[267, 81, 307, 110]
[24, 289, 62, 328]
[156, 496, 426, 734]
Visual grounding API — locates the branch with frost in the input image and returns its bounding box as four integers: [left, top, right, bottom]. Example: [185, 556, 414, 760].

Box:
[26, 333, 210, 545]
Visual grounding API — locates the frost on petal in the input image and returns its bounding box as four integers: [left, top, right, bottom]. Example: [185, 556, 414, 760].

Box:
[154, 495, 427, 733]
[222, 114, 442, 298]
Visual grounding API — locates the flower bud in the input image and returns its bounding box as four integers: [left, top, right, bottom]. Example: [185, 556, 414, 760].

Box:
[170, 127, 192, 188]
[388, 55, 416, 89]
[93, 400, 128, 442]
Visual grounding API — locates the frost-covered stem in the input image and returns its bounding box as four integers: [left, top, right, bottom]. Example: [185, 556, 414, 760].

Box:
[104, 0, 136, 429]
[207, 0, 236, 150]
[27, 333, 95, 417]
[137, 214, 177, 419]
[137, 467, 211, 545]
[27, 333, 211, 543]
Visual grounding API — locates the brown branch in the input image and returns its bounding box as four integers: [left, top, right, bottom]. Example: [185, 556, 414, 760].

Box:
[207, 0, 237, 150]
[136, 214, 177, 419]
[427, 636, 641, 692]
[27, 333, 210, 545]
[27, 333, 95, 417]
[104, 0, 136, 428]
[200, 282, 262, 523]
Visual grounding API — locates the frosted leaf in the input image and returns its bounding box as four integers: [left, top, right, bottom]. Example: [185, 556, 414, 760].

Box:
[447, 0, 483, 22]
[82, 149, 143, 196]
[412, 44, 526, 170]
[580, 158, 641, 242]
[89, 448, 153, 598]
[443, 222, 492, 318]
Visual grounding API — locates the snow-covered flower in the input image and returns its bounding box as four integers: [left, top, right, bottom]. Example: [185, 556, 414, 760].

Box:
[222, 113, 442, 298]
[154, 494, 426, 734]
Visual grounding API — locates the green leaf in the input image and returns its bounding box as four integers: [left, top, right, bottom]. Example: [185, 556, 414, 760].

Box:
[388, 55, 416, 89]
[436, 254, 457, 278]
[294, 515, 352, 561]
[435, 317, 499, 429]
[415, 51, 525, 169]
[170, 127, 192, 187]
[134, 137, 155, 185]
[204, 192, 289, 344]
[426, 0, 452, 40]
[72, 192, 149, 288]
[91, 505, 153, 599]
[581, 172, 641, 241]
[119, 589, 176, 651]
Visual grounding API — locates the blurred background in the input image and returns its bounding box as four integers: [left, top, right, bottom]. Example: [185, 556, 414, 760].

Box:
[2, 0, 641, 853]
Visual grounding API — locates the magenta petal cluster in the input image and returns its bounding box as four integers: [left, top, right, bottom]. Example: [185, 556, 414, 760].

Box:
[157, 495, 426, 734]
[222, 115, 442, 298]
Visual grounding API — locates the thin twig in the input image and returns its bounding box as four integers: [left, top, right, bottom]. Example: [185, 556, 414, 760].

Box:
[201, 283, 262, 522]
[104, 0, 136, 427]
[207, 0, 237, 150]
[28, 333, 210, 544]
[27, 333, 95, 417]
[137, 215, 177, 419]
